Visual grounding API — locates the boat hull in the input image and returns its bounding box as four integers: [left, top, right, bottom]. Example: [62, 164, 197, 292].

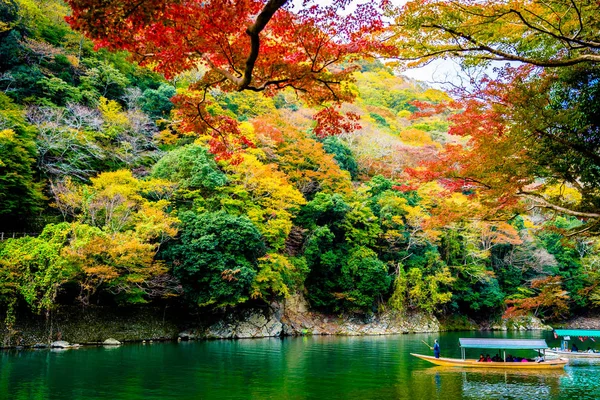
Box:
[411, 353, 568, 369]
[546, 349, 600, 359]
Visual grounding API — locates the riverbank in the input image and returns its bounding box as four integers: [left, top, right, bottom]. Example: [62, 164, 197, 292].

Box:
[0, 295, 552, 349]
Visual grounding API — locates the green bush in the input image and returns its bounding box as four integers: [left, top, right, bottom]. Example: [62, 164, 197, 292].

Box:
[163, 211, 266, 307]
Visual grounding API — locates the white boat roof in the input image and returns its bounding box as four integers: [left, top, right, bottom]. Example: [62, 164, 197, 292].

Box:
[554, 329, 600, 338]
[459, 338, 549, 350]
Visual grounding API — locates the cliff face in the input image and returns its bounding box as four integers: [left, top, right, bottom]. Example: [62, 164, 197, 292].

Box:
[0, 294, 551, 348]
[180, 294, 440, 340]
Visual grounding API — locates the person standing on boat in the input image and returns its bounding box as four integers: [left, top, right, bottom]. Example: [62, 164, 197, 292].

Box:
[433, 339, 440, 358]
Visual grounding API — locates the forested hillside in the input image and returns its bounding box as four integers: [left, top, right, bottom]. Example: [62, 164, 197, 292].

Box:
[1, 0, 598, 332]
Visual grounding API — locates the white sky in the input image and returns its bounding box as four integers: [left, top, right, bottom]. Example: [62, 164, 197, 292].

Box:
[290, 0, 465, 87]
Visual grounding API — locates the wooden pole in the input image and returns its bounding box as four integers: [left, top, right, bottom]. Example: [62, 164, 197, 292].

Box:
[421, 339, 433, 350]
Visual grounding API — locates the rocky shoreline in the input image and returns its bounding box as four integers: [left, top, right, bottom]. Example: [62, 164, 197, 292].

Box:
[1, 295, 553, 349]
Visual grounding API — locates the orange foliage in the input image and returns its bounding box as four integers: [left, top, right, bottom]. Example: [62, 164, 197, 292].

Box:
[251, 115, 353, 196]
[504, 276, 570, 321]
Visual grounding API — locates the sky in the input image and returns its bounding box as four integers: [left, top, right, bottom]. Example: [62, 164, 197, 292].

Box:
[290, 0, 467, 88]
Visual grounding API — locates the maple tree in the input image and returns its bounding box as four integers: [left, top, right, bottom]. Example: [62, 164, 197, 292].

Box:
[504, 276, 570, 320]
[408, 63, 600, 233]
[390, 0, 600, 235]
[389, 0, 600, 69]
[66, 0, 395, 159]
[52, 170, 179, 304]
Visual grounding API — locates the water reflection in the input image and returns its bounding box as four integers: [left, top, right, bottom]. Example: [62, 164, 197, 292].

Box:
[1, 332, 600, 399]
[418, 367, 564, 399]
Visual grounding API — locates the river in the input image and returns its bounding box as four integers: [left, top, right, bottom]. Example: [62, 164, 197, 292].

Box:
[1, 330, 599, 399]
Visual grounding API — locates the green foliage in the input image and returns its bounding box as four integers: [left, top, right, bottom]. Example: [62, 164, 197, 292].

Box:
[252, 253, 305, 300]
[152, 143, 226, 192]
[0, 30, 23, 70]
[338, 247, 391, 310]
[369, 112, 389, 127]
[389, 263, 454, 314]
[164, 211, 266, 307]
[320, 136, 359, 180]
[139, 83, 176, 119]
[299, 193, 389, 311]
[0, 95, 45, 229]
[537, 217, 588, 310]
[81, 60, 130, 99]
[0, 223, 75, 314]
[37, 76, 82, 105]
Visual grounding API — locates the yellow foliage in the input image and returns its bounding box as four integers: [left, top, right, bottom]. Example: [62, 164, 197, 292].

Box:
[397, 110, 412, 118]
[251, 253, 294, 299]
[423, 88, 452, 103]
[416, 181, 444, 208]
[65, 54, 80, 68]
[399, 128, 433, 146]
[226, 154, 306, 250]
[0, 129, 15, 141]
[522, 216, 536, 229]
[157, 128, 179, 145]
[543, 184, 582, 207]
[98, 96, 128, 127]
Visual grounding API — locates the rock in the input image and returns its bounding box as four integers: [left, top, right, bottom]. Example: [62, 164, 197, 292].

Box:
[492, 315, 551, 331]
[103, 338, 121, 346]
[178, 330, 200, 340]
[51, 340, 71, 349]
[203, 308, 283, 339]
[33, 343, 48, 349]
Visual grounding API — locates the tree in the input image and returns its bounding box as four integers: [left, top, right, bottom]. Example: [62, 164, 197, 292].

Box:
[0, 94, 45, 229]
[410, 64, 600, 233]
[151, 143, 227, 198]
[51, 170, 179, 304]
[66, 0, 395, 159]
[163, 211, 266, 307]
[320, 136, 359, 180]
[389, 0, 600, 69]
[392, 1, 600, 234]
[223, 153, 306, 251]
[0, 223, 75, 315]
[251, 115, 354, 197]
[504, 276, 570, 321]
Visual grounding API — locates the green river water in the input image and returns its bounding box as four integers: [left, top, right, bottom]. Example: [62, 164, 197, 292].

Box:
[1, 330, 599, 400]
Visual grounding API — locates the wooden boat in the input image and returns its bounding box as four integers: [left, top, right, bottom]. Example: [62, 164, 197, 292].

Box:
[411, 353, 568, 369]
[546, 349, 600, 359]
[412, 338, 568, 369]
[417, 365, 567, 378]
[549, 329, 600, 358]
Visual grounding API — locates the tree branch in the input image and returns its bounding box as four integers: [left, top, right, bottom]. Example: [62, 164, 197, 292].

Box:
[423, 23, 600, 67]
[518, 191, 600, 218]
[239, 0, 289, 90]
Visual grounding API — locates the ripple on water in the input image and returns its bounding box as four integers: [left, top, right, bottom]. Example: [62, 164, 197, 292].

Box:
[1, 332, 600, 400]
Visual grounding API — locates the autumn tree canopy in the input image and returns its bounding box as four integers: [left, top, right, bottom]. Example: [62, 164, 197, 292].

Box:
[388, 0, 600, 69]
[65, 0, 395, 158]
[391, 0, 600, 235]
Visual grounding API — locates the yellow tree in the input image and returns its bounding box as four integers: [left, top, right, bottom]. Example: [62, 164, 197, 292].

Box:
[52, 170, 179, 304]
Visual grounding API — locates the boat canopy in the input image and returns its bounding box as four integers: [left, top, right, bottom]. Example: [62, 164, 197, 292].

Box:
[554, 329, 600, 338]
[459, 338, 548, 350]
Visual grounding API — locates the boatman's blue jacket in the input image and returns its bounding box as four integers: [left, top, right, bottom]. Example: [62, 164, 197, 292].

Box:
[433, 343, 440, 358]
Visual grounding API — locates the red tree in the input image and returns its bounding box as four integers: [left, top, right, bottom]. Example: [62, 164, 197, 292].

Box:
[66, 0, 395, 158]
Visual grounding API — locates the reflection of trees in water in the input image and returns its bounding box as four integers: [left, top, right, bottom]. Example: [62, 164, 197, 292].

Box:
[461, 370, 562, 399]
[559, 366, 600, 400]
[418, 367, 564, 399]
